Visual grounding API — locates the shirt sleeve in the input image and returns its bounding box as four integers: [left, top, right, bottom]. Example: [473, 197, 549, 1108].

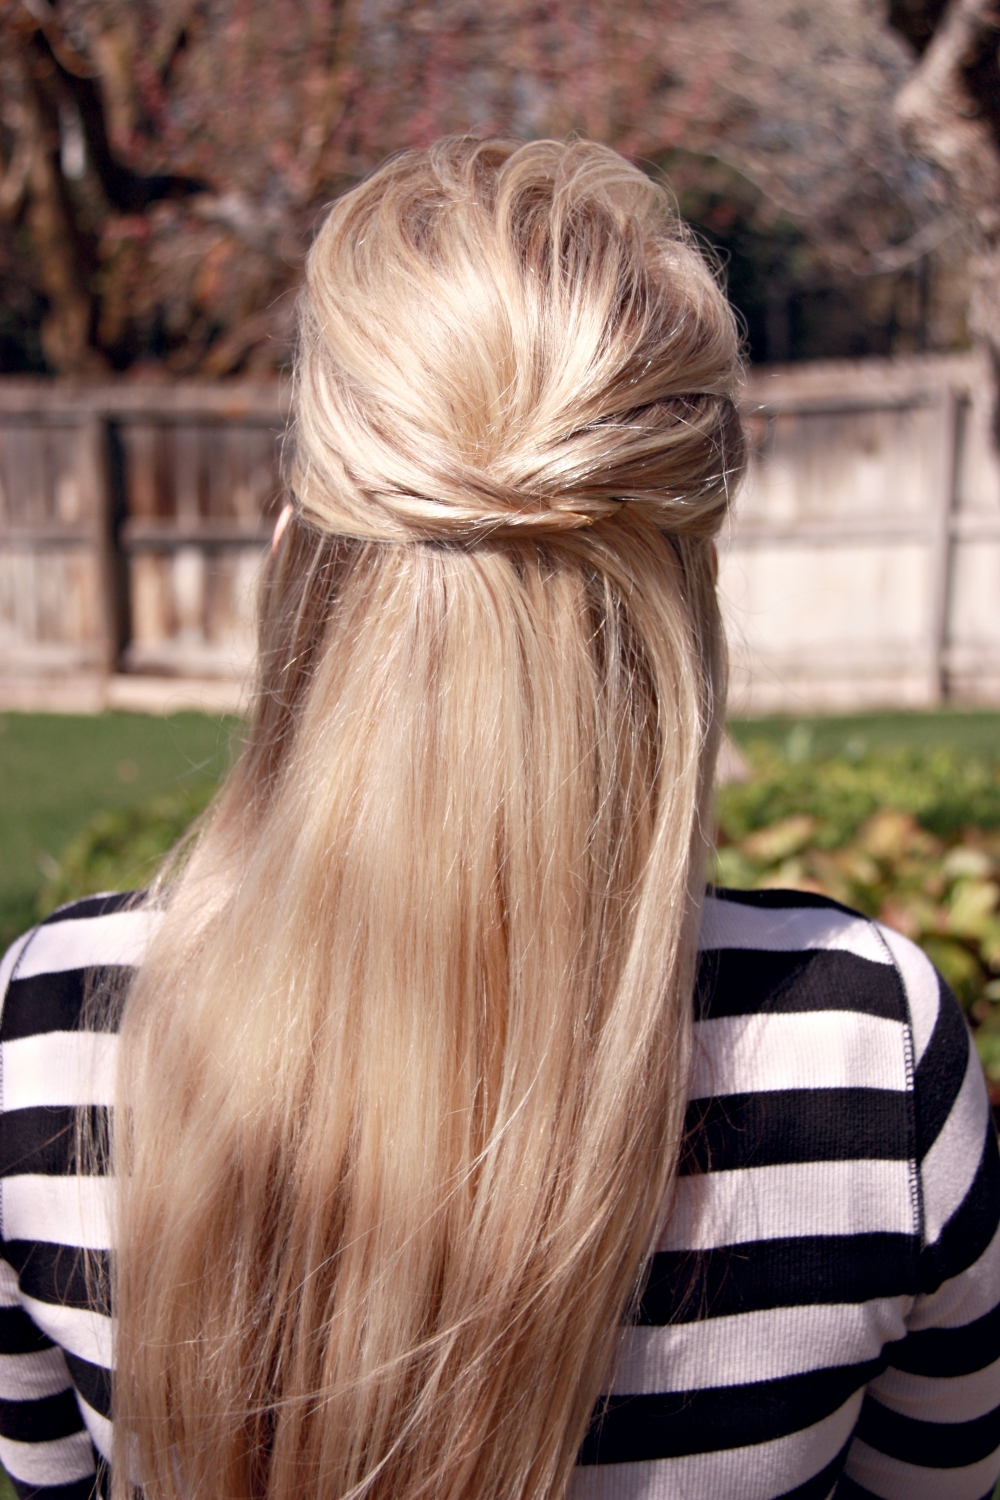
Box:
[839, 929, 1000, 1500]
[0, 932, 99, 1500]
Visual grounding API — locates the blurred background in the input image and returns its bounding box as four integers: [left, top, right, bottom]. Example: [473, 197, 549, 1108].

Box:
[2, 0, 996, 377]
[3, 0, 1000, 1093]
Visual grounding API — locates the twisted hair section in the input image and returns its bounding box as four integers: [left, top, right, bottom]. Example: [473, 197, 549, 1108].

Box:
[110, 138, 746, 1500]
[294, 137, 743, 542]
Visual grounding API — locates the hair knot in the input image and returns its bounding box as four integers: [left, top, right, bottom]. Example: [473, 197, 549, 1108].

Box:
[292, 137, 746, 547]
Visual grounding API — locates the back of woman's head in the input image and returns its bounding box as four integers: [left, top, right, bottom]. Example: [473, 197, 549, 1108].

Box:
[112, 138, 746, 1500]
[295, 136, 741, 544]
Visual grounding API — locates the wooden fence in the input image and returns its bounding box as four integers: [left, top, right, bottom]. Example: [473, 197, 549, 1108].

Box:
[724, 350, 1000, 714]
[0, 352, 998, 715]
[0, 382, 286, 713]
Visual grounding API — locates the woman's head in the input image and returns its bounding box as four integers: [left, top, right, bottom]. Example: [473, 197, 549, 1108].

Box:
[111, 139, 746, 1500]
[293, 136, 742, 544]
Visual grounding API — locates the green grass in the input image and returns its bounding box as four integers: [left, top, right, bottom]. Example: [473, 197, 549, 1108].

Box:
[0, 710, 240, 953]
[728, 709, 1000, 762]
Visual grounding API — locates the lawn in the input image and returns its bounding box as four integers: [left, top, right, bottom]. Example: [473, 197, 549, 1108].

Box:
[0, 710, 240, 953]
[727, 707, 1000, 762]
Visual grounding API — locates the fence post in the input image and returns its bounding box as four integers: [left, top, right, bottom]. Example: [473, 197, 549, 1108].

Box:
[926, 386, 963, 705]
[76, 412, 121, 681]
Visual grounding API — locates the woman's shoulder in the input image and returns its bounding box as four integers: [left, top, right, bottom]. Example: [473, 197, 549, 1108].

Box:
[692, 886, 996, 1298]
[694, 886, 964, 1157]
[698, 884, 941, 1037]
[0, 891, 157, 1043]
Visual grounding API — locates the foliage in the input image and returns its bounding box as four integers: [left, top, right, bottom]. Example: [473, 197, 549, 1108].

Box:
[0, 710, 236, 953]
[39, 735, 1000, 1084]
[715, 744, 1000, 1085]
[0, 0, 959, 375]
[718, 742, 1000, 847]
[35, 785, 215, 919]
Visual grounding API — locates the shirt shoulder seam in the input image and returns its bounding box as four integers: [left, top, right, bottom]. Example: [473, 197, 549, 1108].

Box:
[871, 918, 924, 1249]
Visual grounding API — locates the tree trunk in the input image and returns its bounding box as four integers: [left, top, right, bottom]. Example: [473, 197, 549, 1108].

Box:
[894, 0, 1000, 431]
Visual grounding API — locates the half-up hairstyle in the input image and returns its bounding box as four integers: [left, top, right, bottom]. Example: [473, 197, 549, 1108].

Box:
[111, 137, 746, 1500]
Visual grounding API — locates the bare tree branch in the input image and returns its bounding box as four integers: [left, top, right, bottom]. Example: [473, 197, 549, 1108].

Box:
[0, 0, 975, 374]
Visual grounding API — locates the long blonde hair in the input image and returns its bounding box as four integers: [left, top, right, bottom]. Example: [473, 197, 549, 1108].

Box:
[112, 138, 745, 1500]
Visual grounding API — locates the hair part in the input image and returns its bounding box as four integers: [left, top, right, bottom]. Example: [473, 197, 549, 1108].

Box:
[110, 137, 745, 1500]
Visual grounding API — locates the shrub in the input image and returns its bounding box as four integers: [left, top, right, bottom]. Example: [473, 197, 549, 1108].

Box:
[38, 741, 1000, 1086]
[715, 745, 1000, 1086]
[37, 786, 216, 918]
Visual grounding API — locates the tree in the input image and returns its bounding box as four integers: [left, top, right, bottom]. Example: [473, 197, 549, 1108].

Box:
[890, 0, 1000, 423]
[0, 0, 978, 375]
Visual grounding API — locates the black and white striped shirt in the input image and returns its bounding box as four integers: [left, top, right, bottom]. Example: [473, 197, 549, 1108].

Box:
[0, 888, 997, 1499]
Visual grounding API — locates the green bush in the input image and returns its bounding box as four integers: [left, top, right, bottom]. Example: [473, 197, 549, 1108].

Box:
[36, 785, 216, 919]
[0, 709, 238, 952]
[36, 739, 1000, 1088]
[719, 742, 1000, 846]
[715, 744, 1000, 1086]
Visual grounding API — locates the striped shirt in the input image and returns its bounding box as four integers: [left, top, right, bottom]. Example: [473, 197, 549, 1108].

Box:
[0, 888, 997, 1500]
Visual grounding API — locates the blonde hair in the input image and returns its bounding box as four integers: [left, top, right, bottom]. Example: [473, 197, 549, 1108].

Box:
[111, 138, 745, 1500]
